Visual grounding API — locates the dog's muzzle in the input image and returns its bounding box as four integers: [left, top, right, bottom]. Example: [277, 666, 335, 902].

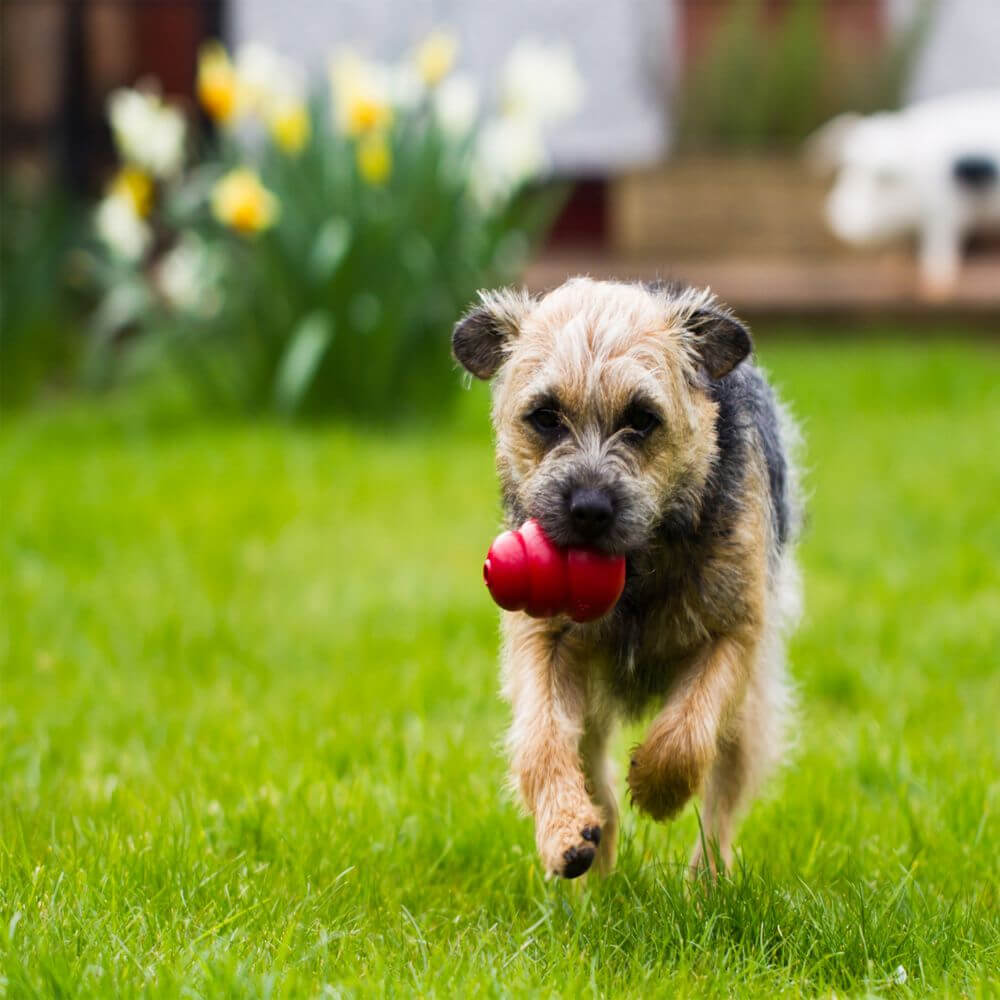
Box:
[567, 487, 615, 543]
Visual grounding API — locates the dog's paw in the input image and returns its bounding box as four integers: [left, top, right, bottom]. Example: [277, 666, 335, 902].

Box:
[538, 818, 603, 879]
[627, 737, 705, 822]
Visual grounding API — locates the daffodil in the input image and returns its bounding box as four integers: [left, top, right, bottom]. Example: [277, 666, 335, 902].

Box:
[329, 52, 394, 136]
[356, 133, 392, 186]
[348, 96, 392, 135]
[472, 117, 547, 207]
[500, 38, 584, 124]
[415, 30, 458, 87]
[110, 165, 154, 218]
[211, 168, 279, 235]
[157, 235, 223, 317]
[235, 43, 306, 120]
[107, 88, 186, 178]
[269, 100, 311, 154]
[94, 193, 151, 261]
[433, 73, 479, 136]
[197, 42, 240, 123]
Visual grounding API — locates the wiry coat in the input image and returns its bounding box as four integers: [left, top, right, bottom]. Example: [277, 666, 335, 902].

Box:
[453, 278, 802, 878]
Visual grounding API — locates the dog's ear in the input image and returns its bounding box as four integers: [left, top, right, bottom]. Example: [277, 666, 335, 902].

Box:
[687, 305, 752, 380]
[803, 111, 863, 175]
[452, 288, 532, 380]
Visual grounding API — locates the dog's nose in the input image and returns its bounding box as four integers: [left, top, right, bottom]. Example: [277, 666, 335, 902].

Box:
[569, 488, 614, 540]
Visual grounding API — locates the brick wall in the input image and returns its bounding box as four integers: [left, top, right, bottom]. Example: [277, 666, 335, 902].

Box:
[678, 0, 886, 74]
[0, 0, 223, 191]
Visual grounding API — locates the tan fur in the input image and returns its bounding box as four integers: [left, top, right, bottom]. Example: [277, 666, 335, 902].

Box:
[464, 278, 801, 880]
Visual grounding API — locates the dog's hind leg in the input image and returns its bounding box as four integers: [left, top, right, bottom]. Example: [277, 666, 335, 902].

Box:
[689, 725, 748, 877]
[689, 627, 792, 878]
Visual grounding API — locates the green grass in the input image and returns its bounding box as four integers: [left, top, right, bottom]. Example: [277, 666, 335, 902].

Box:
[2, 339, 999, 997]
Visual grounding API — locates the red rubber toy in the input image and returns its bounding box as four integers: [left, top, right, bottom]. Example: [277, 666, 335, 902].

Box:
[482, 519, 626, 623]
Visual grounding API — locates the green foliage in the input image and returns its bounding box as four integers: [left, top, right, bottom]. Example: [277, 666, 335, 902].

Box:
[0, 180, 85, 408]
[2, 339, 998, 996]
[677, 0, 934, 150]
[84, 42, 574, 423]
[147, 114, 563, 421]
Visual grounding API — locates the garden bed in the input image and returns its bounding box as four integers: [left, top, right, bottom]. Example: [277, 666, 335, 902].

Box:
[609, 154, 841, 258]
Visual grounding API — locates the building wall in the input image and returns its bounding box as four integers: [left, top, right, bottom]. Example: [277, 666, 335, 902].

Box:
[892, 0, 1000, 101]
[231, 0, 671, 173]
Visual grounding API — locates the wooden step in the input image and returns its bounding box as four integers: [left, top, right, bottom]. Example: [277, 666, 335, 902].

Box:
[609, 155, 845, 258]
[525, 250, 1000, 321]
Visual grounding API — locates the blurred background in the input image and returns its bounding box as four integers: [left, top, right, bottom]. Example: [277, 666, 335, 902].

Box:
[2, 0, 998, 417]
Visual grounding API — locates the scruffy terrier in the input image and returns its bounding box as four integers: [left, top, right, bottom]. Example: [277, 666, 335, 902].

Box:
[453, 277, 802, 879]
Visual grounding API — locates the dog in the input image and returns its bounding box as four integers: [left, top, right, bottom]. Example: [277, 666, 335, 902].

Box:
[808, 90, 1000, 298]
[452, 277, 802, 878]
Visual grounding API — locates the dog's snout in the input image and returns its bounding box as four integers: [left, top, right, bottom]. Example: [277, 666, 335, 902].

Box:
[569, 488, 614, 540]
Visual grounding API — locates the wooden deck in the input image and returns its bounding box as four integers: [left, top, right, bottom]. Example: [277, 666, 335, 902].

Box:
[526, 251, 1000, 324]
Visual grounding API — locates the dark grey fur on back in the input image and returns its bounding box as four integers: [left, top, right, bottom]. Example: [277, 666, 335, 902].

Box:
[710, 363, 793, 550]
[608, 360, 796, 711]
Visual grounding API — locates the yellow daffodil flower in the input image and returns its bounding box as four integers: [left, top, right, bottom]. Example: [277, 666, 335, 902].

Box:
[415, 30, 458, 87]
[356, 133, 392, 186]
[270, 101, 311, 155]
[110, 165, 154, 218]
[211, 168, 279, 235]
[197, 42, 240, 123]
[236, 43, 307, 124]
[347, 96, 392, 135]
[329, 52, 394, 136]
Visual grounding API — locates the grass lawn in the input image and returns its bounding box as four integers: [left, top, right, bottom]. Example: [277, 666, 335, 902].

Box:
[2, 338, 999, 997]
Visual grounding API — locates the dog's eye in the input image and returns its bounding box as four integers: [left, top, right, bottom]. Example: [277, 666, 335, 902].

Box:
[527, 407, 563, 435]
[622, 406, 660, 438]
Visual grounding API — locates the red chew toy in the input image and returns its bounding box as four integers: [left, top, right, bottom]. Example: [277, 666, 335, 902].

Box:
[482, 519, 626, 623]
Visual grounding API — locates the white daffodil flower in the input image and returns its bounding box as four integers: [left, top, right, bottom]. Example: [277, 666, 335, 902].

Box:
[388, 62, 425, 112]
[157, 235, 223, 317]
[500, 38, 584, 124]
[107, 88, 186, 179]
[472, 115, 548, 208]
[94, 192, 152, 262]
[434, 73, 479, 137]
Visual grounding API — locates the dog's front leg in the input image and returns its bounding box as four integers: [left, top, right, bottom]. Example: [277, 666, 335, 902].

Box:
[503, 619, 603, 879]
[628, 632, 753, 825]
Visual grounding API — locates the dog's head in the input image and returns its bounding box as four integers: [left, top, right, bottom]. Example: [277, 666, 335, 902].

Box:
[453, 278, 752, 554]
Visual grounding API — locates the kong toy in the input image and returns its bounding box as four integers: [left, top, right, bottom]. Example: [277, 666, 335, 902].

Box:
[483, 519, 626, 623]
